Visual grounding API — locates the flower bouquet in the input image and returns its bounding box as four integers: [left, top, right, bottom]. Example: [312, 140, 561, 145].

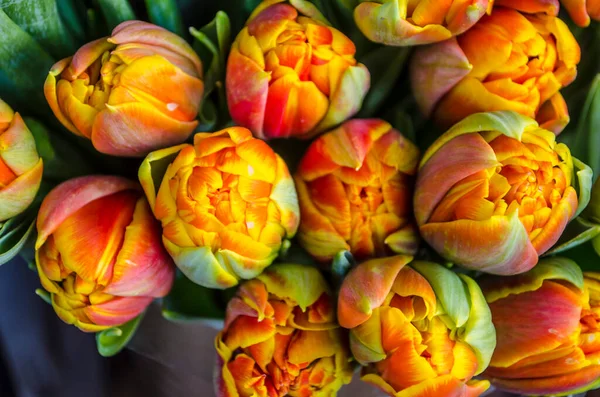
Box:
[1, 0, 600, 396]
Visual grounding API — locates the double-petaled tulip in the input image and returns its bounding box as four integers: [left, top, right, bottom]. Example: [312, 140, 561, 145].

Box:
[338, 255, 495, 397]
[226, 0, 370, 139]
[561, 0, 600, 26]
[215, 263, 353, 396]
[139, 127, 299, 289]
[35, 175, 175, 332]
[410, 7, 580, 134]
[294, 119, 420, 262]
[354, 0, 492, 46]
[0, 99, 43, 222]
[414, 111, 591, 275]
[481, 257, 600, 396]
[45, 20, 204, 157]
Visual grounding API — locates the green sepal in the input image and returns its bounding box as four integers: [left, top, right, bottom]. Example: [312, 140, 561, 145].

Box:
[545, 217, 600, 256]
[572, 156, 593, 219]
[35, 288, 52, 304]
[96, 312, 145, 357]
[161, 271, 226, 322]
[411, 261, 470, 329]
[97, 0, 136, 30]
[358, 46, 411, 118]
[145, 0, 185, 36]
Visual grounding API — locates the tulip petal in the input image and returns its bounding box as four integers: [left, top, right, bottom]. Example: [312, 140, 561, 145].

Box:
[85, 295, 152, 327]
[0, 113, 40, 174]
[0, 159, 43, 222]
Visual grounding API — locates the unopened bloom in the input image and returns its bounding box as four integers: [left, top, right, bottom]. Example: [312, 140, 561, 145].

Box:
[481, 258, 600, 396]
[295, 119, 420, 262]
[414, 111, 591, 275]
[35, 175, 175, 332]
[354, 0, 493, 46]
[338, 255, 495, 397]
[226, 0, 370, 139]
[215, 263, 353, 396]
[45, 20, 204, 157]
[139, 127, 299, 289]
[0, 99, 43, 222]
[411, 7, 580, 134]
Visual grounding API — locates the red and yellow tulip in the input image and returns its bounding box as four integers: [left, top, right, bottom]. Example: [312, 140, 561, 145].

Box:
[215, 263, 353, 397]
[410, 7, 580, 134]
[414, 111, 591, 275]
[481, 258, 600, 396]
[561, 0, 600, 26]
[294, 119, 420, 262]
[226, 0, 370, 139]
[44, 20, 204, 157]
[0, 99, 43, 222]
[338, 255, 495, 397]
[354, 0, 493, 46]
[139, 127, 299, 289]
[35, 175, 175, 332]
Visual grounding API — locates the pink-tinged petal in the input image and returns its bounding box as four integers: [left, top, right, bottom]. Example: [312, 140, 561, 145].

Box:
[488, 280, 583, 368]
[337, 255, 413, 329]
[103, 197, 175, 297]
[66, 38, 113, 78]
[36, 175, 140, 249]
[420, 210, 538, 275]
[414, 132, 498, 225]
[226, 47, 270, 138]
[0, 159, 43, 222]
[247, 3, 298, 52]
[410, 38, 472, 117]
[91, 102, 197, 157]
[85, 295, 152, 327]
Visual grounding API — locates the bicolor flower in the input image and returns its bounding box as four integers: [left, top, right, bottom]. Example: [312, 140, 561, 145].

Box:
[35, 175, 175, 332]
[44, 20, 204, 157]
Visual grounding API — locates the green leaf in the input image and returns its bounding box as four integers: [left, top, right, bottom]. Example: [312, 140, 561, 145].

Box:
[97, 0, 135, 30]
[35, 288, 52, 304]
[572, 74, 600, 178]
[1, 0, 77, 58]
[276, 240, 314, 266]
[0, 216, 36, 266]
[358, 46, 411, 118]
[546, 217, 600, 255]
[145, 0, 185, 36]
[572, 156, 593, 219]
[162, 271, 226, 322]
[56, 0, 87, 43]
[96, 313, 144, 357]
[0, 9, 54, 114]
[562, 240, 600, 272]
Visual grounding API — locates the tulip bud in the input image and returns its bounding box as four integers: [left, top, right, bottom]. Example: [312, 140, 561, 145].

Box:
[561, 0, 600, 26]
[410, 7, 580, 134]
[44, 21, 204, 157]
[481, 257, 600, 396]
[214, 263, 353, 396]
[0, 99, 43, 222]
[226, 0, 370, 139]
[35, 175, 175, 332]
[338, 255, 495, 397]
[354, 0, 493, 46]
[295, 119, 420, 262]
[139, 126, 300, 289]
[414, 111, 591, 275]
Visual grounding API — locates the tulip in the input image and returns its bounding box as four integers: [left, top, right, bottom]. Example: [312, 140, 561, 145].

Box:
[338, 255, 496, 397]
[214, 263, 353, 397]
[354, 0, 493, 46]
[226, 0, 370, 140]
[410, 7, 580, 134]
[0, 99, 43, 222]
[139, 126, 300, 289]
[294, 118, 420, 262]
[561, 0, 600, 26]
[44, 20, 204, 157]
[414, 111, 591, 275]
[481, 257, 600, 396]
[35, 175, 175, 332]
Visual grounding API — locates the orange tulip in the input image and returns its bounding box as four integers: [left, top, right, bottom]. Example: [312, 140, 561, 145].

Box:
[481, 258, 600, 396]
[354, 0, 493, 46]
[139, 127, 300, 289]
[294, 119, 420, 262]
[338, 256, 496, 397]
[410, 7, 580, 134]
[226, 0, 370, 139]
[215, 263, 352, 396]
[35, 175, 175, 332]
[561, 0, 600, 26]
[414, 111, 591, 275]
[44, 21, 204, 157]
[0, 99, 43, 222]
